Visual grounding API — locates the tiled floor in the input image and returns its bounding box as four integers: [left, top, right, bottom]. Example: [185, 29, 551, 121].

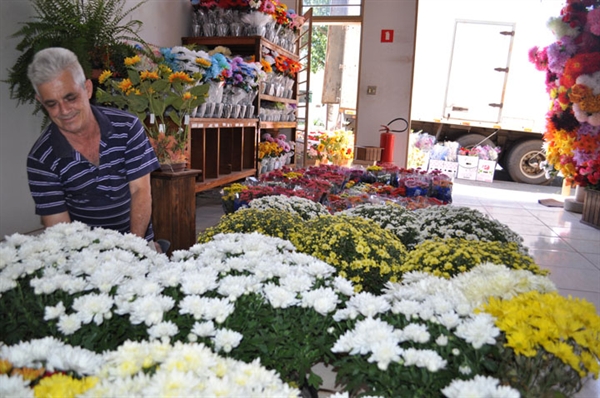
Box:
[194, 178, 600, 397]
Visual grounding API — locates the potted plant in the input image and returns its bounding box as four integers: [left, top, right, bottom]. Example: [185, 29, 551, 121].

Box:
[95, 53, 209, 168]
[4, 0, 150, 118]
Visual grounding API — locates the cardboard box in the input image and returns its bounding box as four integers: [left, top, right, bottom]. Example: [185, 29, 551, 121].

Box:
[428, 159, 458, 179]
[457, 155, 478, 180]
[355, 146, 383, 162]
[476, 159, 497, 182]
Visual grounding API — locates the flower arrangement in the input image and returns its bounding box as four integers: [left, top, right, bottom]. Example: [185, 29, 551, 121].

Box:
[458, 145, 501, 161]
[290, 215, 409, 294]
[402, 238, 547, 279]
[308, 130, 355, 164]
[413, 205, 527, 253]
[96, 54, 209, 165]
[338, 203, 423, 250]
[529, 1, 600, 189]
[2, 222, 599, 397]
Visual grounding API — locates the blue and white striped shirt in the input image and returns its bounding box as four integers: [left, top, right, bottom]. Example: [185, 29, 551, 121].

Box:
[27, 106, 160, 240]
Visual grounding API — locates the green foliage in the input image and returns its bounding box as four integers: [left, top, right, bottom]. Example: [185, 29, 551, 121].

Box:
[403, 238, 548, 279]
[310, 25, 328, 73]
[4, 0, 149, 117]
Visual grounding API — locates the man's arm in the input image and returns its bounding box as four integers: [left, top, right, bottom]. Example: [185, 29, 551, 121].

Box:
[41, 212, 71, 228]
[129, 173, 153, 239]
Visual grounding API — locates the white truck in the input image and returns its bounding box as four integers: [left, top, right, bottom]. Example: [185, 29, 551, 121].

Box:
[410, 0, 563, 184]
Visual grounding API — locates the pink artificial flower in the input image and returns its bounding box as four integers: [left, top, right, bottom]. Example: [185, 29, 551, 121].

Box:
[588, 7, 600, 36]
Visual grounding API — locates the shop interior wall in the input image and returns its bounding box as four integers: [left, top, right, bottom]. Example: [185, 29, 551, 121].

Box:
[0, 0, 416, 237]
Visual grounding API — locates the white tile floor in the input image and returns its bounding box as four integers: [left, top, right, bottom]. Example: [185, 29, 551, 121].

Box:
[195, 179, 600, 397]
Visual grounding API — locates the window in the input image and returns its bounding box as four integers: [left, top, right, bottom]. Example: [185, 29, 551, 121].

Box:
[301, 0, 362, 17]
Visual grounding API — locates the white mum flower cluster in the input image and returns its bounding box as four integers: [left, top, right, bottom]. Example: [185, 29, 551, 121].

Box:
[248, 194, 330, 220]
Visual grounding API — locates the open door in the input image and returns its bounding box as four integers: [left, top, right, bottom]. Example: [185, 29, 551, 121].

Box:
[295, 8, 313, 167]
[444, 21, 515, 123]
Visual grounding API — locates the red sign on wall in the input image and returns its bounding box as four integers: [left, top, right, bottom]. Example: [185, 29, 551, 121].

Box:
[381, 29, 394, 43]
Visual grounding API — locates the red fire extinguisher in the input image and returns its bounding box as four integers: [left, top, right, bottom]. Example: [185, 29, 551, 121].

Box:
[379, 117, 408, 164]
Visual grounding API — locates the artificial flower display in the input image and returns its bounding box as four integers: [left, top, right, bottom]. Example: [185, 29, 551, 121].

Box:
[307, 130, 355, 164]
[530, 0, 600, 189]
[1, 221, 599, 397]
[96, 54, 209, 165]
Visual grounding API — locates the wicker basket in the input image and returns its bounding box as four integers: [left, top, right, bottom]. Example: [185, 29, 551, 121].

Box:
[581, 188, 600, 229]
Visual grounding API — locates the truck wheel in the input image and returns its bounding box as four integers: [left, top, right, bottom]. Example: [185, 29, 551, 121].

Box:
[505, 139, 549, 185]
[456, 134, 496, 149]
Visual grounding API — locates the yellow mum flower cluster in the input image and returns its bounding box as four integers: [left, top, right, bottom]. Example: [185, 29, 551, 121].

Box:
[402, 238, 546, 279]
[483, 291, 600, 379]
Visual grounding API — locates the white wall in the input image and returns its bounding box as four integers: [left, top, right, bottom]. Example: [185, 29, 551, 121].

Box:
[356, 0, 417, 167]
[0, 0, 417, 237]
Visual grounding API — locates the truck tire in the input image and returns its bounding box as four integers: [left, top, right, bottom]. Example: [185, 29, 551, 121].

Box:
[456, 134, 496, 149]
[505, 139, 549, 185]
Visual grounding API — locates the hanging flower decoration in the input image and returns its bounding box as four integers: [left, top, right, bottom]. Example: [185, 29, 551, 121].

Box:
[531, 0, 600, 189]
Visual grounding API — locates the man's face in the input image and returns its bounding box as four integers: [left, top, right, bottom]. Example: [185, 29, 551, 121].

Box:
[36, 69, 94, 135]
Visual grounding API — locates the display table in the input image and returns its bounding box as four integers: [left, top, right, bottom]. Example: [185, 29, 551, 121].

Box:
[151, 169, 201, 254]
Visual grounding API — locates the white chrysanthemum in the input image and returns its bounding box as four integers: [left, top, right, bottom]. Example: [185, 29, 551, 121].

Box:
[368, 339, 403, 371]
[459, 365, 472, 375]
[454, 313, 500, 349]
[218, 274, 260, 300]
[0, 276, 17, 293]
[397, 323, 430, 344]
[346, 292, 391, 318]
[44, 301, 66, 320]
[57, 313, 83, 335]
[262, 283, 298, 308]
[333, 276, 355, 296]
[436, 311, 461, 330]
[191, 321, 216, 337]
[0, 374, 33, 398]
[279, 270, 314, 292]
[436, 334, 448, 346]
[147, 320, 179, 341]
[301, 287, 339, 315]
[401, 348, 447, 372]
[180, 268, 219, 295]
[72, 293, 114, 325]
[332, 317, 397, 356]
[441, 375, 520, 398]
[127, 294, 175, 326]
[212, 328, 243, 353]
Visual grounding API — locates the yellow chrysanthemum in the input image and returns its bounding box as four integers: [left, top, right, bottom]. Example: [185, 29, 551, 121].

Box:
[33, 373, 98, 398]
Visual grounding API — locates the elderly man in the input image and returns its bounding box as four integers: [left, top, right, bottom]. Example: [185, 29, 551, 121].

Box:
[26, 47, 168, 252]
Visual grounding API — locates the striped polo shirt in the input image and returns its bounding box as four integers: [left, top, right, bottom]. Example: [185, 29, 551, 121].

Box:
[27, 106, 160, 240]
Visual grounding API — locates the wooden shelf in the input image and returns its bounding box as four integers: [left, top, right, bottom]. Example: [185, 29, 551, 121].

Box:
[194, 169, 257, 193]
[259, 121, 297, 129]
[260, 94, 297, 104]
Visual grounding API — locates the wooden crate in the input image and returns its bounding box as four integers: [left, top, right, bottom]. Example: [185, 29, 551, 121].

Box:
[355, 146, 383, 162]
[582, 188, 600, 229]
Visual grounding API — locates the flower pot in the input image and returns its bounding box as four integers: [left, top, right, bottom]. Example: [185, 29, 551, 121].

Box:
[581, 188, 600, 229]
